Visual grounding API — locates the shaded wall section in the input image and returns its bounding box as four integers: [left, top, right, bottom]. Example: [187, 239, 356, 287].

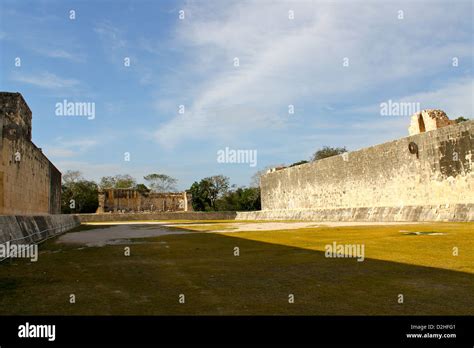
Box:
[0, 214, 80, 261]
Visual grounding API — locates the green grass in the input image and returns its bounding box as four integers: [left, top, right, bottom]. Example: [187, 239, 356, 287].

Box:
[83, 219, 310, 224]
[67, 224, 117, 232]
[0, 222, 472, 315]
[171, 223, 239, 232]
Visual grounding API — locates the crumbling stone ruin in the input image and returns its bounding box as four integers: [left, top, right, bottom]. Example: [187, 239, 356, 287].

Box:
[408, 109, 456, 136]
[0, 92, 61, 214]
[96, 188, 193, 213]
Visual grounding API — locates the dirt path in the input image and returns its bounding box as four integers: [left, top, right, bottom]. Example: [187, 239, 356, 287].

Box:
[171, 221, 423, 233]
[57, 224, 190, 247]
[57, 221, 423, 247]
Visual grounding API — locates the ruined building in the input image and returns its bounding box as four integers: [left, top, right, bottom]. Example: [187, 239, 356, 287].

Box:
[0, 92, 61, 215]
[408, 109, 456, 135]
[96, 189, 193, 213]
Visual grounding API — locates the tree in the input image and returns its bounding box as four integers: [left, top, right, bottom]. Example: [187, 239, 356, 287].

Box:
[189, 181, 212, 211]
[99, 176, 115, 189]
[455, 116, 469, 123]
[61, 171, 98, 213]
[189, 175, 260, 212]
[311, 146, 347, 161]
[216, 187, 261, 211]
[135, 183, 150, 195]
[143, 173, 177, 192]
[188, 175, 230, 211]
[236, 187, 261, 211]
[99, 174, 136, 189]
[114, 174, 136, 188]
[205, 175, 229, 209]
[289, 160, 308, 167]
[62, 170, 83, 185]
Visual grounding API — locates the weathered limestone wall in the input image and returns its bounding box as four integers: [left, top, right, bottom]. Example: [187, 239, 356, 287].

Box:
[76, 211, 236, 222]
[236, 204, 473, 222]
[98, 189, 193, 213]
[0, 92, 61, 215]
[0, 215, 80, 259]
[259, 120, 473, 221]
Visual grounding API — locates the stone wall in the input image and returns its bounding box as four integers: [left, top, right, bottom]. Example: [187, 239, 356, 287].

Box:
[0, 215, 80, 260]
[0, 92, 62, 215]
[97, 189, 193, 213]
[259, 120, 473, 221]
[76, 211, 236, 222]
[236, 204, 473, 222]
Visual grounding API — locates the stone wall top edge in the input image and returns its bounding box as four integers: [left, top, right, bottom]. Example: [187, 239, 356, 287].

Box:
[262, 120, 473, 180]
[13, 135, 60, 173]
[0, 91, 32, 115]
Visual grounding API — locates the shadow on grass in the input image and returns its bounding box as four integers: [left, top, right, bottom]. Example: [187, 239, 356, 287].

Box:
[68, 224, 117, 233]
[0, 229, 473, 315]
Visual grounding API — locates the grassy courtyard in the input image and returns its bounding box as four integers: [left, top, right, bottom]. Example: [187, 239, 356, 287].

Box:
[0, 221, 473, 315]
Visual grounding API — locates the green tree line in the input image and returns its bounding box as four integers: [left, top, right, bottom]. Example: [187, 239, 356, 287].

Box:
[60, 172, 260, 213]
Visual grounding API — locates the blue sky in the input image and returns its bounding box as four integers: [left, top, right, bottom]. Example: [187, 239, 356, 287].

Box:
[1, 0, 472, 190]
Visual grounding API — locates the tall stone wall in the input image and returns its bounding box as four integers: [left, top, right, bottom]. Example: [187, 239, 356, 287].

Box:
[0, 92, 61, 215]
[259, 120, 473, 221]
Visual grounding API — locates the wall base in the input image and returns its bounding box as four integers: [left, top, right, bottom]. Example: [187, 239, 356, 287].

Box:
[75, 211, 237, 223]
[236, 204, 474, 222]
[0, 215, 80, 248]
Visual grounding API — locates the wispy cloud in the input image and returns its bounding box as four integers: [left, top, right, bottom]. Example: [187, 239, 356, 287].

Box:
[11, 71, 81, 90]
[152, 0, 473, 148]
[53, 161, 123, 182]
[44, 137, 99, 159]
[94, 22, 127, 51]
[44, 148, 77, 158]
[352, 77, 474, 118]
[32, 47, 85, 62]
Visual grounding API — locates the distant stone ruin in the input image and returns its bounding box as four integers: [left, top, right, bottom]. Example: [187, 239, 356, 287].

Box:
[408, 109, 456, 136]
[96, 188, 193, 213]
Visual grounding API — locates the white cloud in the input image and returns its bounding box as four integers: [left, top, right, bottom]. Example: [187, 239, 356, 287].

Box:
[44, 148, 77, 158]
[33, 47, 85, 62]
[94, 22, 127, 51]
[43, 137, 99, 159]
[400, 78, 474, 118]
[11, 71, 80, 90]
[352, 77, 473, 121]
[152, 0, 472, 148]
[54, 161, 123, 182]
[60, 138, 99, 149]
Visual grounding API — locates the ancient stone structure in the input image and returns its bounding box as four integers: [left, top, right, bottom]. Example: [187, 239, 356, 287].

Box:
[96, 188, 193, 213]
[244, 111, 473, 222]
[408, 109, 456, 136]
[0, 92, 61, 215]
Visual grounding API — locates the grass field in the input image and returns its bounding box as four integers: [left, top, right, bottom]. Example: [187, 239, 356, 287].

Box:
[0, 221, 473, 315]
